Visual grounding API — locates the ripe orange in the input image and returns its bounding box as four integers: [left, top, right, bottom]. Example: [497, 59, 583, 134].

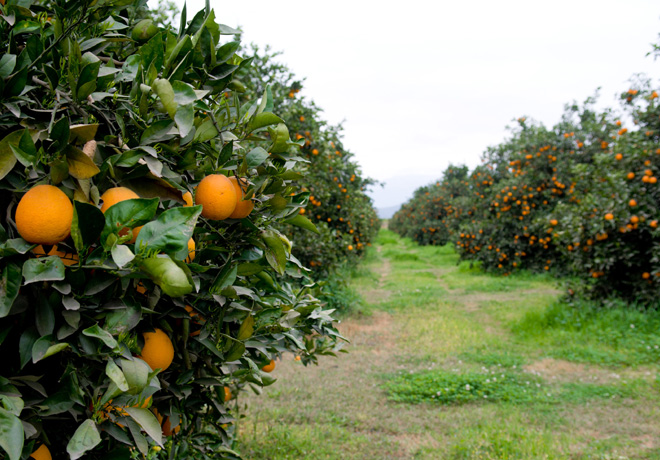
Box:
[185, 238, 195, 263]
[550, 219, 558, 226]
[604, 213, 614, 220]
[228, 177, 254, 219]
[630, 216, 639, 224]
[615, 153, 623, 160]
[224, 386, 232, 402]
[182, 191, 193, 207]
[32, 244, 79, 266]
[154, 409, 181, 436]
[629, 199, 637, 207]
[30, 444, 51, 460]
[261, 359, 275, 373]
[100, 187, 142, 243]
[140, 328, 174, 372]
[627, 172, 635, 180]
[195, 174, 237, 220]
[16, 185, 73, 245]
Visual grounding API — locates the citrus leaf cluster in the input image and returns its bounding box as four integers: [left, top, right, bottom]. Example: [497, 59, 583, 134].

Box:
[0, 1, 345, 458]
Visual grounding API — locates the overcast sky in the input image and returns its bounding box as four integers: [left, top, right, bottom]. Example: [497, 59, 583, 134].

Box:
[158, 0, 660, 205]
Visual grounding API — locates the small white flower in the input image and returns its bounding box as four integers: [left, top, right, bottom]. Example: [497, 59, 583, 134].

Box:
[630, 324, 635, 329]
[465, 384, 471, 391]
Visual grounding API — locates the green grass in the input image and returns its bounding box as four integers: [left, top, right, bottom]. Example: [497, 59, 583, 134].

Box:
[239, 229, 660, 460]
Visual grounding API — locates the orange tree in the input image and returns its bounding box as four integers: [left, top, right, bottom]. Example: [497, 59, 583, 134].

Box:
[0, 1, 344, 459]
[390, 165, 470, 246]
[241, 46, 380, 276]
[552, 80, 660, 302]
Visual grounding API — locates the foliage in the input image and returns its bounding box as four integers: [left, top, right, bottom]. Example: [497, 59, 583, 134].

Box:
[241, 46, 380, 277]
[389, 165, 470, 246]
[0, 0, 345, 458]
[391, 67, 660, 304]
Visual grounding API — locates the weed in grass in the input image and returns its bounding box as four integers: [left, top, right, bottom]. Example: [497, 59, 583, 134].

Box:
[460, 348, 526, 368]
[383, 368, 546, 405]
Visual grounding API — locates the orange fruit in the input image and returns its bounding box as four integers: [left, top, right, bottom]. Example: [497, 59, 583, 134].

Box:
[16, 185, 73, 245]
[629, 199, 637, 207]
[224, 386, 232, 402]
[32, 244, 79, 266]
[30, 444, 51, 460]
[630, 216, 639, 224]
[604, 213, 614, 220]
[140, 328, 174, 372]
[182, 191, 193, 207]
[261, 359, 275, 373]
[154, 409, 181, 436]
[100, 187, 142, 243]
[195, 174, 237, 220]
[627, 172, 635, 180]
[185, 238, 195, 263]
[228, 176, 254, 219]
[615, 153, 623, 160]
[550, 219, 558, 226]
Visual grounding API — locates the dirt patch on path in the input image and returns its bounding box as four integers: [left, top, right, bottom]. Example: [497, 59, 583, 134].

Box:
[525, 357, 657, 384]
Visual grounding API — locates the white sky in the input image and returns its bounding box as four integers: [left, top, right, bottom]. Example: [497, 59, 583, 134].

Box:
[159, 0, 660, 187]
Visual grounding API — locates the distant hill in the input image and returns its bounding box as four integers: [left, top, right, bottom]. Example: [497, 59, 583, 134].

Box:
[367, 174, 438, 218]
[377, 205, 400, 219]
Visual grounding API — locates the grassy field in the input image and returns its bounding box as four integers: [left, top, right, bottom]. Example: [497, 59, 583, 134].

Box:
[236, 229, 660, 459]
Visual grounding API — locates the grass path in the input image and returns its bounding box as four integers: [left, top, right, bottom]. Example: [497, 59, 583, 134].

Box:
[237, 230, 660, 459]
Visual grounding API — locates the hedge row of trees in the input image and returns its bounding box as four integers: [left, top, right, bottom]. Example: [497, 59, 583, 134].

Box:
[391, 77, 660, 305]
[0, 0, 376, 459]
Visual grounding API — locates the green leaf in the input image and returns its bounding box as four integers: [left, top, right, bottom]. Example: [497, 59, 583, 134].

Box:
[261, 230, 287, 275]
[111, 244, 135, 268]
[140, 256, 193, 297]
[19, 328, 38, 369]
[67, 419, 101, 460]
[193, 119, 217, 143]
[152, 78, 176, 118]
[246, 112, 283, 134]
[246, 147, 269, 168]
[76, 58, 101, 101]
[0, 55, 16, 79]
[0, 131, 21, 180]
[105, 302, 141, 335]
[285, 214, 320, 234]
[0, 264, 21, 318]
[237, 315, 254, 340]
[65, 145, 100, 179]
[35, 296, 55, 336]
[171, 80, 196, 104]
[83, 324, 118, 349]
[124, 408, 163, 446]
[135, 205, 201, 255]
[50, 117, 70, 152]
[32, 337, 69, 363]
[119, 358, 150, 393]
[224, 341, 245, 362]
[22, 256, 65, 284]
[0, 407, 23, 460]
[71, 201, 105, 253]
[140, 120, 177, 144]
[174, 103, 194, 138]
[106, 360, 129, 392]
[268, 123, 290, 154]
[101, 198, 159, 249]
[140, 32, 164, 73]
[5, 67, 27, 98]
[210, 263, 237, 294]
[216, 41, 239, 64]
